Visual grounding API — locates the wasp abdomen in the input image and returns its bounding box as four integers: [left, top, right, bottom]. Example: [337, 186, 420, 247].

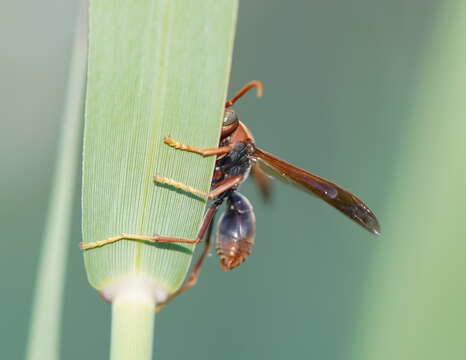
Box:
[216, 192, 256, 271]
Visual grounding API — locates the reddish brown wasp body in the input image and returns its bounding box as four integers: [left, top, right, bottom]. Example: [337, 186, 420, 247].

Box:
[152, 80, 380, 308]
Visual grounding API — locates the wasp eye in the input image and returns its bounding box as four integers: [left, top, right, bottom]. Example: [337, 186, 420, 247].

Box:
[223, 109, 238, 126]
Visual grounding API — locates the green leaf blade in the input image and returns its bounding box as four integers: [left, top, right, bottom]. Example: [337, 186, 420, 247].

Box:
[83, 0, 238, 297]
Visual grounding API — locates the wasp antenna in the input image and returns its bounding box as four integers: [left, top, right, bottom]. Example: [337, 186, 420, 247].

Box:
[225, 80, 263, 108]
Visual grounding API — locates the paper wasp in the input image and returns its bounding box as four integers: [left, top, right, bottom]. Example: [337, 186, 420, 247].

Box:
[82, 81, 380, 310]
[154, 80, 380, 308]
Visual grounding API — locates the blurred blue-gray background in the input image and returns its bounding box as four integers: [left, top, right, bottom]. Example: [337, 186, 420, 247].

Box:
[4, 1, 466, 359]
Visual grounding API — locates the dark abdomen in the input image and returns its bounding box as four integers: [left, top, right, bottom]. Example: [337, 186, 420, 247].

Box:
[216, 192, 255, 271]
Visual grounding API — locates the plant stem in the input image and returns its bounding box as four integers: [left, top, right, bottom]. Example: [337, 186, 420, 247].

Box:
[110, 279, 156, 360]
[25, 2, 87, 359]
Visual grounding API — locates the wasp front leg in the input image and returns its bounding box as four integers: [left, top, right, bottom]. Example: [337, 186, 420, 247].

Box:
[164, 137, 232, 157]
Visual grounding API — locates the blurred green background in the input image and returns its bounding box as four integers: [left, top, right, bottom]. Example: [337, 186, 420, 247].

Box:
[4, 0, 466, 359]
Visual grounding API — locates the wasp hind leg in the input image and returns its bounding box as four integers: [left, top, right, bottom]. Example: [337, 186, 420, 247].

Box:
[156, 205, 218, 311]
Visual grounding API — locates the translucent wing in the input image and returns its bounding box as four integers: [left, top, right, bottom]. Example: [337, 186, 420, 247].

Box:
[250, 162, 272, 201]
[253, 147, 380, 234]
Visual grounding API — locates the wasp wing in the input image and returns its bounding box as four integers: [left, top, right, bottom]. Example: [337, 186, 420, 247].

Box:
[253, 147, 380, 235]
[251, 162, 272, 201]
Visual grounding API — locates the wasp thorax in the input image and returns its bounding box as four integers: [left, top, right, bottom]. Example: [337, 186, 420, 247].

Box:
[223, 109, 238, 125]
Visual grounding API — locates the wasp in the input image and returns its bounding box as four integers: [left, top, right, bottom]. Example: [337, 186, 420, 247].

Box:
[153, 80, 380, 308]
[81, 81, 380, 310]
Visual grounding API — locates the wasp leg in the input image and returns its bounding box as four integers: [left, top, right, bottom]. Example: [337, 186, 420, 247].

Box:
[164, 137, 232, 157]
[153, 174, 244, 200]
[156, 205, 219, 311]
[206, 174, 243, 199]
[153, 175, 209, 198]
[80, 234, 201, 250]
